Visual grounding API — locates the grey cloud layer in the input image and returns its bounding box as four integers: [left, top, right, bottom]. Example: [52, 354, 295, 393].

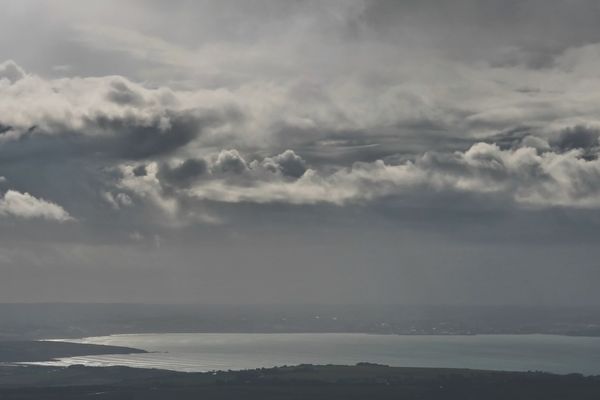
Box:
[117, 143, 600, 210]
[7, 1, 600, 154]
[2, 1, 600, 225]
[3, 54, 600, 224]
[4, 1, 600, 305]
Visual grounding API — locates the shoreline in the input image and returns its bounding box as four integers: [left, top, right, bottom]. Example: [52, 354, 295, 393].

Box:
[15, 332, 600, 376]
[42, 330, 600, 342]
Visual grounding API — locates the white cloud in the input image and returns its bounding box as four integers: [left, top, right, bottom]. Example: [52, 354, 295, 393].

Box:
[0, 190, 73, 221]
[102, 191, 133, 209]
[116, 144, 600, 209]
[118, 162, 178, 216]
[5, 44, 600, 155]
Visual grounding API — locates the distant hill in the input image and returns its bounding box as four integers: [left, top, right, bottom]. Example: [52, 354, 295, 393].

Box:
[2, 303, 600, 339]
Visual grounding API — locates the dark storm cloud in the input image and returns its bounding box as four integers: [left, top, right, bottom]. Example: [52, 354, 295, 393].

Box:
[158, 158, 208, 188]
[553, 125, 600, 153]
[132, 164, 147, 177]
[0, 123, 12, 135]
[261, 150, 307, 178]
[0, 109, 226, 166]
[86, 109, 221, 160]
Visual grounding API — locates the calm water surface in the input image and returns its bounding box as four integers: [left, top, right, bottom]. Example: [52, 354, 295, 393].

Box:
[31, 333, 600, 374]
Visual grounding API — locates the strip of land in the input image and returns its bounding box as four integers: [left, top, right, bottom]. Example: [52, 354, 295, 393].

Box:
[1, 363, 599, 400]
[2, 304, 600, 340]
[0, 341, 146, 363]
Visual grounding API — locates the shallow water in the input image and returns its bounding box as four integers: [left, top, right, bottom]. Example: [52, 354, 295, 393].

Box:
[29, 333, 600, 374]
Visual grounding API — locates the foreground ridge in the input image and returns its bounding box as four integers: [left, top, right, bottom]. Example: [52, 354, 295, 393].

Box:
[1, 363, 599, 400]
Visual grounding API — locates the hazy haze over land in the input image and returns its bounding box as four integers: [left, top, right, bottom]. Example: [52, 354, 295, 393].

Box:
[1, 0, 600, 305]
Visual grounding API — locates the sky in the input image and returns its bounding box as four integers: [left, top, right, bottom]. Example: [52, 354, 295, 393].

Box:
[1, 0, 600, 305]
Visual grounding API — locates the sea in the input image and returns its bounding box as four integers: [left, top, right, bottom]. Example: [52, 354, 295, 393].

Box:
[27, 333, 600, 375]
